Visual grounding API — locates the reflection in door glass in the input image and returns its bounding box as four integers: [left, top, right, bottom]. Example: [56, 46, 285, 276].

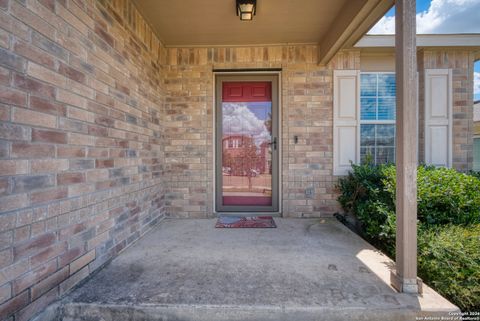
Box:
[222, 101, 272, 206]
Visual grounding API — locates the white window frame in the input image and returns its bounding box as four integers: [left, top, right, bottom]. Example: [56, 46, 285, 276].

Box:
[359, 72, 396, 165]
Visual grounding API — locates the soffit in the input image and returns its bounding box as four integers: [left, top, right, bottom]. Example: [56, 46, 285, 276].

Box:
[132, 0, 349, 46]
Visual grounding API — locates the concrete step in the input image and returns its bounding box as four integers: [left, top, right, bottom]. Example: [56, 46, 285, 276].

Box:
[36, 302, 458, 321]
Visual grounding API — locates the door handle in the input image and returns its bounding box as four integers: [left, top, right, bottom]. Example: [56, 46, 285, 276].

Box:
[269, 137, 277, 150]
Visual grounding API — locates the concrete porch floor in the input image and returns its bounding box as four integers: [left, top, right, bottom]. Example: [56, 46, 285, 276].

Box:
[38, 218, 458, 321]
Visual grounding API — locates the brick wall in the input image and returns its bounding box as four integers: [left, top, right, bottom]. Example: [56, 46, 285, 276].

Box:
[0, 0, 477, 319]
[0, 0, 166, 320]
[418, 49, 476, 171]
[163, 47, 359, 218]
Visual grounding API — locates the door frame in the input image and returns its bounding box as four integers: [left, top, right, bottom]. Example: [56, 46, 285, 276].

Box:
[213, 72, 282, 215]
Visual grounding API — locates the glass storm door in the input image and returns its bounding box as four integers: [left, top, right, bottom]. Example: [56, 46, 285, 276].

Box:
[215, 75, 279, 212]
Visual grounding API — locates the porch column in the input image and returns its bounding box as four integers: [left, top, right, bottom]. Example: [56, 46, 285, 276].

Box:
[390, 0, 421, 294]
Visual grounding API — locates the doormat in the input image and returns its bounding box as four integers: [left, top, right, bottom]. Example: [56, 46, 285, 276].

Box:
[215, 216, 276, 228]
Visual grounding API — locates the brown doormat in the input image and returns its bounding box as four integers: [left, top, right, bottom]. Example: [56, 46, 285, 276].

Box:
[215, 215, 276, 228]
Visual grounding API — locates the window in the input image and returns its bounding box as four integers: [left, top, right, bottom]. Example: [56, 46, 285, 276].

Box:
[360, 73, 396, 164]
[474, 138, 480, 172]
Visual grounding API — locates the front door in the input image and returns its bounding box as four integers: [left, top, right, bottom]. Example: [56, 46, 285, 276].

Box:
[215, 75, 279, 212]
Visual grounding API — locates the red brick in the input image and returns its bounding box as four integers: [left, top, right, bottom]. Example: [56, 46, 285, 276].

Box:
[0, 122, 30, 140]
[12, 175, 54, 193]
[0, 160, 28, 176]
[30, 242, 67, 268]
[0, 29, 8, 49]
[27, 62, 65, 88]
[12, 108, 56, 128]
[14, 226, 30, 244]
[32, 129, 67, 144]
[13, 74, 55, 99]
[70, 249, 95, 274]
[66, 105, 92, 122]
[0, 230, 13, 250]
[0, 47, 25, 72]
[87, 148, 108, 158]
[12, 259, 56, 294]
[11, 143, 55, 158]
[30, 187, 67, 205]
[0, 0, 8, 10]
[59, 117, 88, 133]
[58, 246, 83, 267]
[38, 0, 55, 12]
[10, 1, 55, 40]
[14, 287, 57, 321]
[0, 103, 9, 121]
[87, 101, 109, 116]
[31, 266, 68, 300]
[0, 291, 29, 319]
[68, 132, 94, 146]
[95, 159, 114, 168]
[0, 212, 16, 232]
[57, 146, 85, 157]
[0, 8, 29, 42]
[0, 86, 26, 106]
[31, 159, 68, 173]
[94, 92, 114, 107]
[0, 177, 9, 196]
[58, 62, 86, 84]
[13, 232, 56, 261]
[94, 115, 114, 127]
[88, 124, 107, 136]
[0, 140, 8, 158]
[0, 65, 10, 85]
[0, 283, 11, 305]
[0, 248, 12, 269]
[0, 194, 28, 212]
[13, 39, 55, 69]
[68, 183, 94, 197]
[59, 265, 89, 295]
[30, 96, 66, 116]
[24, 207, 48, 225]
[31, 31, 68, 61]
[57, 172, 85, 185]
[94, 23, 114, 47]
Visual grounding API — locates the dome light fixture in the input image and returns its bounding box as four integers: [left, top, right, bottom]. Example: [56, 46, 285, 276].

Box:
[236, 0, 256, 21]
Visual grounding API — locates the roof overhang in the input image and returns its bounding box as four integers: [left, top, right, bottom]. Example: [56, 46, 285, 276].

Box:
[317, 0, 394, 65]
[132, 0, 394, 65]
[356, 34, 480, 50]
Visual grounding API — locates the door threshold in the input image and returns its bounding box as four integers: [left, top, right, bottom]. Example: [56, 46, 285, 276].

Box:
[215, 212, 282, 217]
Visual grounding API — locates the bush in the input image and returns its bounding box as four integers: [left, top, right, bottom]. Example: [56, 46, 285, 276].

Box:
[338, 164, 480, 240]
[383, 166, 480, 226]
[337, 162, 395, 252]
[418, 224, 480, 312]
[337, 163, 480, 311]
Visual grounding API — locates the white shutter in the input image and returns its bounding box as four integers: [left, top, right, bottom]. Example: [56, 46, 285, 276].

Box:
[333, 70, 360, 175]
[424, 69, 452, 167]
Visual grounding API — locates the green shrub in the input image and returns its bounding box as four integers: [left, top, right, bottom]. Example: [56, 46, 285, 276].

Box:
[382, 166, 480, 226]
[468, 170, 480, 179]
[337, 164, 480, 311]
[337, 162, 394, 253]
[418, 224, 480, 312]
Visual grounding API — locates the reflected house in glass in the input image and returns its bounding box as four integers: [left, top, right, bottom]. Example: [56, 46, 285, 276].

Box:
[222, 135, 271, 176]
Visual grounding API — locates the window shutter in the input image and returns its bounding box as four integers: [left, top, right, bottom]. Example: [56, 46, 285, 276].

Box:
[424, 69, 452, 167]
[333, 70, 360, 175]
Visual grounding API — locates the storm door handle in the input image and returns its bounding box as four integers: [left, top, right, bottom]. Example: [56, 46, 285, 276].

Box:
[269, 137, 277, 150]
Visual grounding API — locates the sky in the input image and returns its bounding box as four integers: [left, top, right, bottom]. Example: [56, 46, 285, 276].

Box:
[368, 0, 480, 101]
[222, 103, 271, 146]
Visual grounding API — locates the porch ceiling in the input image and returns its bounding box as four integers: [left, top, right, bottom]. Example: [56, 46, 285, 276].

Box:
[132, 0, 393, 63]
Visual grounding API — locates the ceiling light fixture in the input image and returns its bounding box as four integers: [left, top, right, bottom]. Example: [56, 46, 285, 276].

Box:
[236, 0, 256, 21]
